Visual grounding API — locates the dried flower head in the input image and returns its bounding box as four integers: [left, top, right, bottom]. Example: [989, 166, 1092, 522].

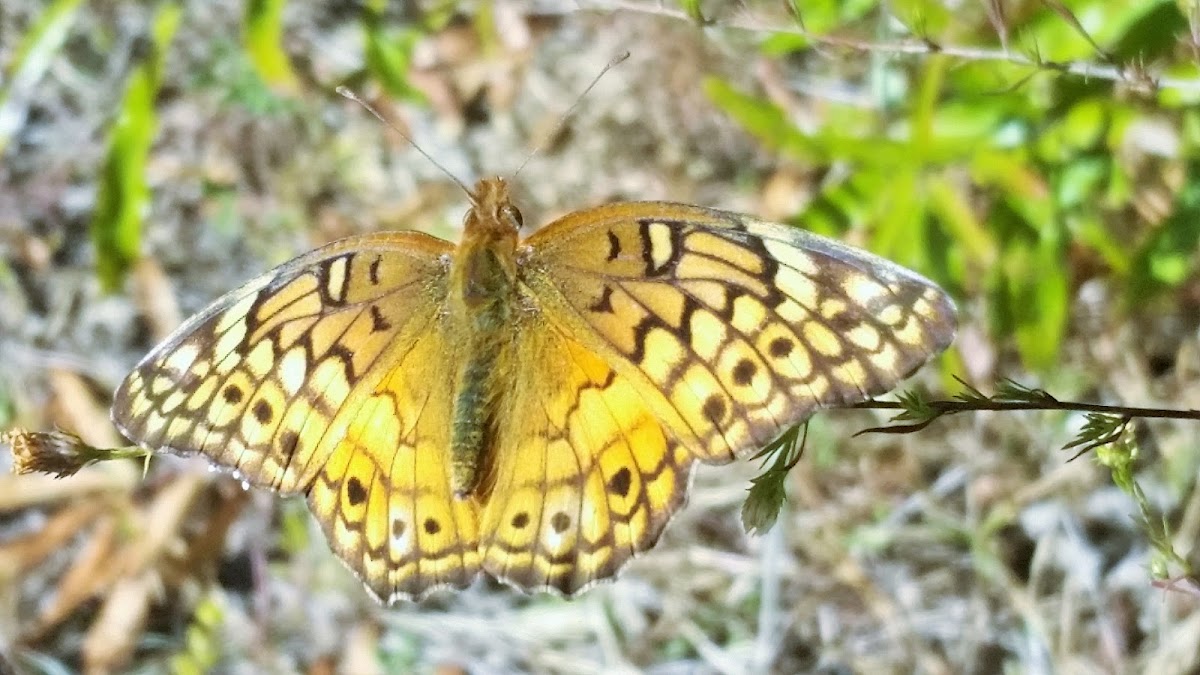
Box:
[3, 428, 137, 478]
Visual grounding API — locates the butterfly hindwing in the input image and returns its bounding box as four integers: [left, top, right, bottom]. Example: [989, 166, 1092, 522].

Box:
[478, 311, 691, 596]
[305, 326, 481, 601]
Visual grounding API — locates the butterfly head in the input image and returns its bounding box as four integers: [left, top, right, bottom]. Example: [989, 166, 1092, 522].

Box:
[454, 177, 521, 312]
[466, 177, 525, 238]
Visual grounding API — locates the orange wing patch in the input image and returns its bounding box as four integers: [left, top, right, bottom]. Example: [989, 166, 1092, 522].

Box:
[478, 312, 692, 596]
[305, 327, 481, 602]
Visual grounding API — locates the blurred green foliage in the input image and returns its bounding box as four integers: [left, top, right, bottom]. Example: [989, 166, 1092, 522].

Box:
[90, 2, 180, 292]
[57, 0, 1200, 356]
[707, 0, 1199, 372]
[363, 0, 445, 101]
[0, 0, 83, 155]
[243, 0, 300, 94]
[87, 0, 447, 290]
[22, 0, 1200, 369]
[169, 593, 225, 675]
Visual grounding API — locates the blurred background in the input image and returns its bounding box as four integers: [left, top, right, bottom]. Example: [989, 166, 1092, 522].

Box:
[2, 0, 1200, 673]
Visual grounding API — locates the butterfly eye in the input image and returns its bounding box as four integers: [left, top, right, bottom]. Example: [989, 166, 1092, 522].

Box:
[501, 205, 524, 230]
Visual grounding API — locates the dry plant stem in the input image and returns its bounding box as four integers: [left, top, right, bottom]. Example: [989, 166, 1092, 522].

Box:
[601, 1, 1196, 93]
[850, 399, 1200, 428]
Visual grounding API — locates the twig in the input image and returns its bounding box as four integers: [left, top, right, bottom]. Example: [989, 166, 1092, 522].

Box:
[849, 397, 1200, 433]
[597, 1, 1195, 93]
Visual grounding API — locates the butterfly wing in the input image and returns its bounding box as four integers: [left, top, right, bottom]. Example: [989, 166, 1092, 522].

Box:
[475, 202, 955, 596]
[477, 310, 691, 596]
[304, 322, 481, 601]
[519, 202, 957, 464]
[112, 232, 481, 601]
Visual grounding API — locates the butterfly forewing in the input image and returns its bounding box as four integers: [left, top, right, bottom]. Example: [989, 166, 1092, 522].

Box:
[111, 231, 486, 601]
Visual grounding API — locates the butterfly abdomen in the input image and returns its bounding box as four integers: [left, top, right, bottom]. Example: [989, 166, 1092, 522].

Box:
[447, 182, 523, 498]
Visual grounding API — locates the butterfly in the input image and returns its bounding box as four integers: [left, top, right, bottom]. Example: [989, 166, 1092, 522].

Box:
[111, 176, 956, 602]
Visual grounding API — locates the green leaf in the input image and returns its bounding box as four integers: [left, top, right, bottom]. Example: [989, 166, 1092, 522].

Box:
[1037, 98, 1106, 163]
[705, 78, 917, 166]
[926, 173, 997, 269]
[363, 11, 424, 101]
[742, 425, 805, 534]
[759, 33, 812, 57]
[243, 0, 299, 94]
[789, 171, 883, 238]
[1003, 237, 1069, 370]
[0, 0, 84, 155]
[1129, 167, 1200, 299]
[90, 1, 181, 292]
[1054, 156, 1108, 209]
[891, 0, 950, 36]
[170, 593, 225, 675]
[704, 78, 824, 163]
[871, 166, 928, 266]
[1108, 0, 1184, 61]
[677, 0, 708, 24]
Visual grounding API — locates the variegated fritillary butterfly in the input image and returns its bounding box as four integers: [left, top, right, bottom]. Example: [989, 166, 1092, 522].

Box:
[112, 177, 956, 602]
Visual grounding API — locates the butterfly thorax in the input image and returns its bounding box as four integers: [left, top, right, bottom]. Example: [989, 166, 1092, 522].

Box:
[446, 178, 523, 498]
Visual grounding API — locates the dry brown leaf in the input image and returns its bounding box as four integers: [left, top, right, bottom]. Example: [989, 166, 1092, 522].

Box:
[0, 499, 102, 579]
[163, 483, 250, 589]
[307, 656, 336, 675]
[81, 573, 155, 675]
[22, 515, 121, 641]
[131, 257, 182, 343]
[339, 621, 382, 675]
[757, 168, 813, 222]
[0, 466, 137, 511]
[46, 369, 120, 450]
[126, 474, 206, 574]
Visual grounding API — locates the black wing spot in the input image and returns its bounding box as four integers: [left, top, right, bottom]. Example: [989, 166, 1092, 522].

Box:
[252, 399, 273, 423]
[317, 256, 351, 306]
[369, 255, 382, 285]
[222, 384, 244, 404]
[702, 394, 728, 423]
[769, 337, 794, 358]
[511, 512, 530, 529]
[606, 230, 621, 261]
[279, 431, 301, 461]
[424, 518, 441, 535]
[608, 467, 632, 498]
[326, 344, 357, 383]
[370, 305, 392, 333]
[589, 286, 615, 314]
[732, 358, 757, 386]
[392, 518, 406, 538]
[346, 477, 367, 506]
[829, 311, 859, 333]
[638, 219, 685, 277]
[551, 512, 571, 533]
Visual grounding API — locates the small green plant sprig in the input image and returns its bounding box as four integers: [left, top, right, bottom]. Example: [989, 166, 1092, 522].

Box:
[742, 377, 1200, 583]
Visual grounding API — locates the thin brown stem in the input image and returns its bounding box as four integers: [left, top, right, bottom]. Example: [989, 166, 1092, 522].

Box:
[847, 398, 1200, 421]
[598, 1, 1197, 93]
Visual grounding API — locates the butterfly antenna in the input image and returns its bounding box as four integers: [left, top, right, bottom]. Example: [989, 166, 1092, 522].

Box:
[511, 51, 631, 180]
[335, 85, 475, 199]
